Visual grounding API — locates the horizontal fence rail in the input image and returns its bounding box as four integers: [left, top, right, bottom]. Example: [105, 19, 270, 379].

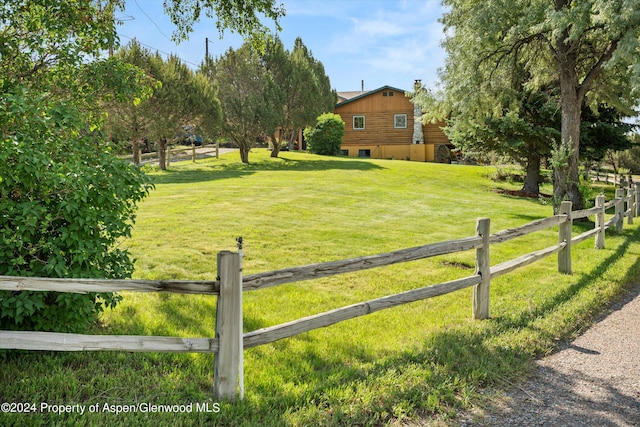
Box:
[490, 242, 567, 279]
[1, 181, 639, 401]
[243, 236, 483, 291]
[119, 143, 221, 165]
[0, 331, 218, 353]
[489, 215, 567, 244]
[0, 276, 220, 295]
[244, 275, 482, 349]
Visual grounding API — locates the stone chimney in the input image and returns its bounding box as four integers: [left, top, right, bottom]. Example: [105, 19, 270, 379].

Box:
[412, 80, 424, 145]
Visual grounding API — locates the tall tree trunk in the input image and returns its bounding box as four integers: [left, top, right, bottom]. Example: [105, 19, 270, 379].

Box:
[522, 151, 541, 194]
[554, 88, 584, 211]
[288, 129, 296, 151]
[555, 23, 585, 212]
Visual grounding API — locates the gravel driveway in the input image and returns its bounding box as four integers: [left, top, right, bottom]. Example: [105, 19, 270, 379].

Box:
[455, 284, 640, 426]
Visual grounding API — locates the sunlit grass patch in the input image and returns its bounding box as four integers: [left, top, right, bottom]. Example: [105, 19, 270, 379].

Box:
[2, 149, 638, 426]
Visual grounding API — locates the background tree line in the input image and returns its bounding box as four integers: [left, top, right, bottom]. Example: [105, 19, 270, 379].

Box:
[107, 36, 336, 166]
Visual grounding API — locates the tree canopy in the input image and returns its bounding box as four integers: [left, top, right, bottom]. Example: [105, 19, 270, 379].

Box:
[107, 40, 221, 169]
[201, 37, 335, 163]
[0, 0, 154, 332]
[262, 36, 336, 157]
[163, 0, 285, 48]
[422, 0, 640, 210]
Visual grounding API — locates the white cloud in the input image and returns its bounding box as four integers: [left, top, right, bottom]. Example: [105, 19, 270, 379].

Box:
[351, 18, 406, 38]
[323, 1, 446, 89]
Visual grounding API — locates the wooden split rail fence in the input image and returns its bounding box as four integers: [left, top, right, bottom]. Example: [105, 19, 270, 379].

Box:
[1, 183, 639, 401]
[121, 143, 221, 165]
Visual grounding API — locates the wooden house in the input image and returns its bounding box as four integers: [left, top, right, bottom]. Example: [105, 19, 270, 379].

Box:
[334, 85, 453, 162]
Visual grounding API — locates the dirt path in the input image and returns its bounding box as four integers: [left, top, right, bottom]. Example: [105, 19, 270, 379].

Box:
[455, 284, 640, 426]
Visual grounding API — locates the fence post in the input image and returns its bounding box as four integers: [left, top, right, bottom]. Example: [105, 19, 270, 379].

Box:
[214, 250, 243, 402]
[615, 188, 625, 233]
[636, 183, 640, 218]
[473, 218, 490, 320]
[628, 186, 634, 225]
[192, 143, 196, 163]
[558, 201, 572, 274]
[595, 195, 605, 249]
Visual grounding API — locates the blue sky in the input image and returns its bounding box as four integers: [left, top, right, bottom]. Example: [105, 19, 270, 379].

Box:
[116, 0, 447, 93]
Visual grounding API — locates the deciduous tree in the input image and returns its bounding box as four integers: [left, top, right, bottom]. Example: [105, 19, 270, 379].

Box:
[163, 0, 285, 47]
[0, 0, 153, 332]
[431, 0, 640, 210]
[0, 0, 287, 332]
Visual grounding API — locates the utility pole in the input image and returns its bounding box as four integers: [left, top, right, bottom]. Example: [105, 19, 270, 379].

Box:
[205, 37, 209, 61]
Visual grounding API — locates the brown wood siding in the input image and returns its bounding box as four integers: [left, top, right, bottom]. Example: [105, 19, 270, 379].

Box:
[335, 90, 414, 147]
[424, 121, 448, 145]
[334, 89, 451, 161]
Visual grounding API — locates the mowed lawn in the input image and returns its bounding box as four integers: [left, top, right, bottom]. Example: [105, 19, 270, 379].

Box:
[2, 150, 639, 426]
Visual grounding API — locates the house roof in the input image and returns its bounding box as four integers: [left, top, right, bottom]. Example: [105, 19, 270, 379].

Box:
[337, 91, 366, 102]
[335, 85, 407, 107]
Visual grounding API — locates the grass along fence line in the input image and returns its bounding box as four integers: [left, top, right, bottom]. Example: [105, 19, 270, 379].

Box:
[1, 179, 638, 403]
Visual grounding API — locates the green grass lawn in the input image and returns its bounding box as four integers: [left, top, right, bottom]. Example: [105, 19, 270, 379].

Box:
[2, 150, 639, 426]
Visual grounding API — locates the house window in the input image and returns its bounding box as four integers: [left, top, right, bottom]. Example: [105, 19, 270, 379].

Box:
[394, 114, 407, 129]
[340, 149, 349, 156]
[353, 115, 365, 130]
[382, 92, 388, 96]
[358, 149, 371, 158]
[388, 91, 394, 96]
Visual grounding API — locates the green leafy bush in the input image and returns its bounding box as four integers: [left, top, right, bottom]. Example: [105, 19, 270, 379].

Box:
[0, 88, 153, 333]
[304, 113, 345, 156]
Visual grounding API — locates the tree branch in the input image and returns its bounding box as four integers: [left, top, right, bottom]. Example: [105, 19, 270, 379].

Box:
[577, 39, 618, 100]
[480, 31, 550, 82]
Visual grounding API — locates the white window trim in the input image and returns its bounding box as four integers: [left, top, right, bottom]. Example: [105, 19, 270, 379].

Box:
[353, 115, 365, 130]
[394, 114, 407, 129]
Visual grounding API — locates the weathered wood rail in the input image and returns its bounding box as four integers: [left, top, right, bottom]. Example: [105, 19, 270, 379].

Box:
[591, 170, 637, 188]
[1, 182, 639, 401]
[119, 143, 221, 165]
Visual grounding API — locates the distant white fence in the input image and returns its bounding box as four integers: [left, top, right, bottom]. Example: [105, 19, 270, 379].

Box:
[1, 183, 639, 402]
[119, 143, 221, 165]
[591, 170, 635, 187]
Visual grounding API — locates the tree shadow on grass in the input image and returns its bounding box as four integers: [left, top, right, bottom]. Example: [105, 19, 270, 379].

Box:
[150, 155, 386, 186]
[2, 222, 636, 427]
[235, 225, 640, 424]
[486, 223, 640, 342]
